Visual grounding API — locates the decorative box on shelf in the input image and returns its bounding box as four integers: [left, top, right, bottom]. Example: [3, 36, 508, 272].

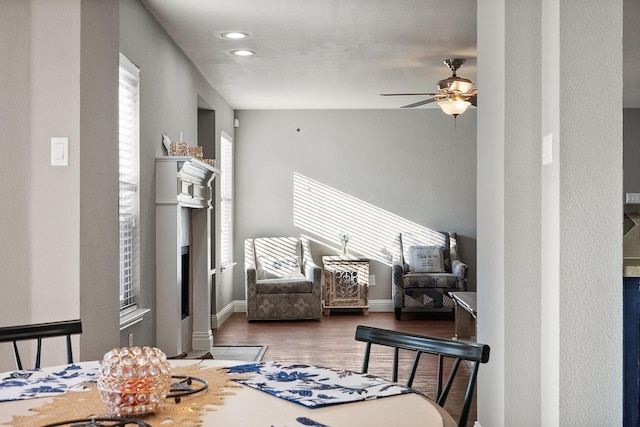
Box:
[322, 255, 369, 315]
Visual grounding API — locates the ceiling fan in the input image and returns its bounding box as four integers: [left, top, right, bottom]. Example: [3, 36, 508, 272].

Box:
[381, 58, 477, 117]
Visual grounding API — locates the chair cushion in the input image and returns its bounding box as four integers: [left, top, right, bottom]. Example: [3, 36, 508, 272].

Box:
[408, 246, 444, 273]
[402, 272, 459, 289]
[256, 278, 313, 294]
[253, 237, 304, 279]
[257, 255, 305, 279]
[400, 232, 451, 273]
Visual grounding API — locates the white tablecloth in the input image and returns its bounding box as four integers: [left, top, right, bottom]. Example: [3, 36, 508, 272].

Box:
[0, 360, 454, 427]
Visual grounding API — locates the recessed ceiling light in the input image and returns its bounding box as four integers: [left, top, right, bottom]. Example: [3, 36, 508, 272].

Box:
[230, 49, 255, 57]
[221, 31, 249, 40]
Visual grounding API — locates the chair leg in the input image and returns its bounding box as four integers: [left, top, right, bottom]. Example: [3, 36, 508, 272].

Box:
[394, 308, 402, 320]
[407, 351, 422, 387]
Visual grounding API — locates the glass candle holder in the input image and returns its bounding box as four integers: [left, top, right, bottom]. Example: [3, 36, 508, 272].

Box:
[169, 141, 188, 156]
[187, 145, 203, 159]
[97, 346, 172, 416]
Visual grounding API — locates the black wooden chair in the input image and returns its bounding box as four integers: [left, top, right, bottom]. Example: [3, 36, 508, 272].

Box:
[0, 319, 83, 370]
[355, 325, 490, 427]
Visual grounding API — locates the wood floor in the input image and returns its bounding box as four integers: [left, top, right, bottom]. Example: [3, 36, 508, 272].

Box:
[213, 311, 477, 427]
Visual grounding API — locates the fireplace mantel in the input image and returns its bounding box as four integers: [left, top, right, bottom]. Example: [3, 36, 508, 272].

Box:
[156, 156, 220, 209]
[155, 156, 220, 356]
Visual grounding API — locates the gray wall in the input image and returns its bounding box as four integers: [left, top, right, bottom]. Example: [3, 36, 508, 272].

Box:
[119, 0, 235, 346]
[0, 0, 120, 370]
[1, 1, 33, 338]
[234, 109, 477, 302]
[625, 108, 640, 195]
[0, 0, 234, 372]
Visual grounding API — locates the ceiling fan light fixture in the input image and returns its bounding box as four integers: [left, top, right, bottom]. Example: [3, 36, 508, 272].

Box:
[438, 98, 471, 117]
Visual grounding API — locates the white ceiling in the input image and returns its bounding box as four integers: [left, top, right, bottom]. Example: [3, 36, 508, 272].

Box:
[140, 0, 639, 110]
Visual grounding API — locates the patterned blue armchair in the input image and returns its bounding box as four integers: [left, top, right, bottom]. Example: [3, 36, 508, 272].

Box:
[392, 231, 468, 320]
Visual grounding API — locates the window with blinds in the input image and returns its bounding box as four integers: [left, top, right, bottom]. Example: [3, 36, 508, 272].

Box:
[220, 133, 233, 266]
[119, 53, 140, 311]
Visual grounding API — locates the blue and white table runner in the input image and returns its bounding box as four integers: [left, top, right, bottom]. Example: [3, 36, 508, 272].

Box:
[0, 362, 99, 402]
[227, 361, 413, 408]
[0, 360, 413, 410]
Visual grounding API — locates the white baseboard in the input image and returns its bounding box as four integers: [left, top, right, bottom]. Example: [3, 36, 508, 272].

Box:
[367, 299, 394, 312]
[233, 300, 247, 314]
[211, 301, 238, 329]
[212, 299, 394, 329]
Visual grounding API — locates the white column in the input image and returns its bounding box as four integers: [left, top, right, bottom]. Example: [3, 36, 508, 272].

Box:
[477, 0, 623, 425]
[156, 160, 183, 356]
[191, 205, 214, 350]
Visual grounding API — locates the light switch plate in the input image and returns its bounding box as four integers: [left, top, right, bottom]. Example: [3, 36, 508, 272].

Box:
[51, 137, 69, 166]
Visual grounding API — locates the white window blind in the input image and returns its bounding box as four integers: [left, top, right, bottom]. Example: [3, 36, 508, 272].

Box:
[119, 53, 140, 311]
[220, 133, 233, 266]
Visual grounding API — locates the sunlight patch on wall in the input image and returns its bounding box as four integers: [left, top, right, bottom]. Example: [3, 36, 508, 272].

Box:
[293, 173, 442, 265]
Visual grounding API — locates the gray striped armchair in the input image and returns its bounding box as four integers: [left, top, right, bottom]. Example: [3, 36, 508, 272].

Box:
[245, 236, 322, 321]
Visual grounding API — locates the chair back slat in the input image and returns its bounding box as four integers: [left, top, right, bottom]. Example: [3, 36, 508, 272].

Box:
[355, 325, 490, 427]
[0, 320, 83, 370]
[361, 342, 372, 373]
[437, 356, 462, 405]
[407, 351, 422, 387]
[11, 341, 22, 371]
[436, 353, 445, 399]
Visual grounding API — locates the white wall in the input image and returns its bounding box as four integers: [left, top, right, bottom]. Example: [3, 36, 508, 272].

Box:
[476, 0, 506, 422]
[478, 0, 623, 425]
[234, 109, 477, 302]
[503, 0, 543, 424]
[558, 0, 622, 423]
[540, 0, 560, 423]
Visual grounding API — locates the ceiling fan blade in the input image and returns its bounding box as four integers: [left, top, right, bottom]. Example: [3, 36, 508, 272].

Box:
[468, 94, 477, 106]
[401, 98, 438, 108]
[380, 92, 439, 97]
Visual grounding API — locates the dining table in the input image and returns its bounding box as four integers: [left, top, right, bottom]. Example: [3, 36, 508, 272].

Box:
[0, 358, 456, 427]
